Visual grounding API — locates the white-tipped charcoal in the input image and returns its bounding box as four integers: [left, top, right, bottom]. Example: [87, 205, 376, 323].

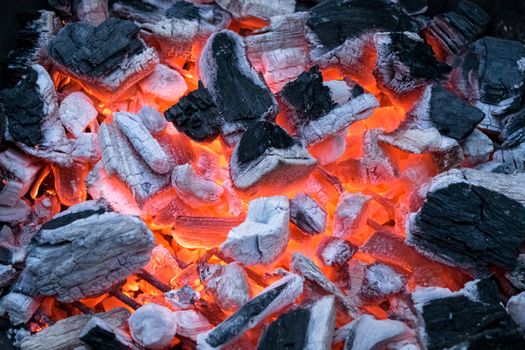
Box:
[305, 296, 336, 350]
[0, 148, 41, 206]
[58, 92, 98, 137]
[173, 310, 212, 341]
[172, 164, 223, 208]
[0, 293, 40, 325]
[221, 196, 290, 265]
[507, 292, 525, 330]
[290, 193, 327, 235]
[361, 263, 405, 299]
[139, 106, 167, 135]
[333, 192, 371, 238]
[129, 304, 177, 350]
[317, 237, 356, 267]
[139, 64, 187, 102]
[214, 0, 295, 20]
[199, 262, 250, 311]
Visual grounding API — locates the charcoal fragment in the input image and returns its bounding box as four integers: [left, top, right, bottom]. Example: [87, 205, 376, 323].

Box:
[361, 263, 405, 299]
[79, 317, 139, 350]
[290, 193, 327, 235]
[317, 237, 356, 266]
[164, 81, 221, 142]
[257, 308, 311, 350]
[236, 121, 295, 164]
[165, 1, 201, 20]
[429, 85, 484, 140]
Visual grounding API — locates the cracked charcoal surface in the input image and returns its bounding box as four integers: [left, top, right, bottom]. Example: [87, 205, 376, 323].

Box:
[0, 68, 44, 146]
[165, 1, 201, 20]
[429, 85, 485, 140]
[40, 208, 106, 230]
[307, 0, 417, 50]
[236, 121, 296, 165]
[48, 17, 144, 77]
[413, 183, 525, 270]
[79, 322, 129, 350]
[279, 66, 335, 126]
[164, 81, 221, 142]
[257, 308, 310, 350]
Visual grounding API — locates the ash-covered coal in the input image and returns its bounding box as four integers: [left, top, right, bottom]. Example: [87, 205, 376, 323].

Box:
[236, 121, 295, 164]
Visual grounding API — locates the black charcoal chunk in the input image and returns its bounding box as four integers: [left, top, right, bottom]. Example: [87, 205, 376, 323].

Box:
[279, 66, 335, 127]
[413, 279, 525, 350]
[166, 1, 201, 20]
[290, 193, 327, 235]
[41, 208, 106, 231]
[257, 308, 310, 350]
[410, 182, 525, 271]
[79, 318, 130, 350]
[236, 121, 296, 165]
[164, 81, 221, 142]
[399, 0, 428, 15]
[0, 68, 44, 146]
[307, 0, 417, 51]
[111, 0, 166, 24]
[199, 30, 277, 144]
[506, 255, 525, 291]
[501, 107, 525, 147]
[48, 17, 144, 77]
[429, 85, 484, 140]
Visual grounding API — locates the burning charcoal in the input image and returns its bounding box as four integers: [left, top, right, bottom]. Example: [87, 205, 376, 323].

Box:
[99, 121, 171, 205]
[173, 216, 243, 249]
[0, 264, 17, 288]
[428, 85, 485, 140]
[58, 92, 98, 138]
[199, 30, 278, 145]
[215, 0, 296, 20]
[79, 316, 140, 350]
[71, 132, 100, 163]
[290, 193, 327, 235]
[196, 273, 303, 350]
[165, 286, 200, 309]
[143, 245, 181, 285]
[20, 308, 130, 350]
[164, 81, 221, 142]
[74, 0, 108, 25]
[460, 129, 494, 167]
[373, 32, 451, 101]
[230, 121, 317, 192]
[317, 237, 356, 266]
[343, 315, 417, 350]
[111, 0, 168, 24]
[48, 18, 159, 102]
[506, 255, 525, 291]
[261, 47, 309, 92]
[412, 279, 525, 350]
[14, 201, 156, 302]
[493, 142, 525, 174]
[306, 0, 417, 79]
[172, 164, 223, 208]
[360, 129, 398, 183]
[140, 106, 167, 135]
[129, 304, 177, 350]
[422, 1, 490, 61]
[114, 111, 170, 174]
[173, 310, 212, 341]
[199, 262, 250, 311]
[0, 199, 32, 224]
[0, 293, 40, 325]
[291, 253, 360, 317]
[258, 296, 336, 350]
[221, 196, 290, 265]
[333, 192, 371, 238]
[407, 170, 525, 272]
[361, 263, 405, 299]
[507, 292, 525, 331]
[138, 64, 187, 102]
[0, 149, 41, 206]
[4, 10, 60, 82]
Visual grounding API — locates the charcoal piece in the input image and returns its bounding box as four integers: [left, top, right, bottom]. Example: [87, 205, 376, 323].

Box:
[221, 196, 290, 266]
[361, 263, 405, 298]
[0, 148, 41, 206]
[290, 193, 326, 235]
[460, 129, 494, 167]
[74, 0, 109, 25]
[1, 67, 46, 146]
[493, 142, 525, 174]
[317, 237, 356, 266]
[399, 0, 428, 15]
[408, 181, 525, 271]
[507, 292, 525, 330]
[138, 64, 187, 102]
[0, 264, 16, 288]
[199, 30, 278, 145]
[413, 279, 525, 350]
[199, 262, 250, 311]
[500, 107, 525, 147]
[58, 92, 98, 138]
[19, 308, 130, 350]
[506, 255, 525, 291]
[307, 0, 417, 51]
[279, 66, 335, 127]
[140, 106, 166, 135]
[373, 32, 451, 99]
[173, 310, 212, 341]
[230, 121, 317, 192]
[258, 308, 311, 350]
[166, 1, 201, 19]
[0, 293, 40, 325]
[333, 192, 371, 238]
[164, 81, 221, 142]
[429, 85, 484, 140]
[304, 296, 336, 350]
[261, 47, 309, 92]
[165, 286, 200, 310]
[422, 0, 490, 60]
[197, 274, 303, 349]
[215, 0, 296, 20]
[79, 317, 139, 350]
[14, 202, 155, 302]
[129, 304, 177, 350]
[172, 164, 223, 208]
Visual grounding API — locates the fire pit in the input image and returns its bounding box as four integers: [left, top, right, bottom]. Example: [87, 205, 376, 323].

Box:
[1, 0, 525, 349]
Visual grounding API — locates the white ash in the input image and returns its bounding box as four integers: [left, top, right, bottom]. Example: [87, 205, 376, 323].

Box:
[360, 129, 398, 184]
[317, 237, 355, 267]
[0, 293, 40, 325]
[173, 310, 212, 341]
[14, 206, 155, 302]
[290, 193, 327, 235]
[507, 292, 525, 330]
[0, 148, 41, 206]
[0, 264, 17, 288]
[304, 296, 336, 350]
[0, 199, 32, 224]
[79, 316, 140, 350]
[172, 164, 223, 208]
[506, 254, 525, 290]
[493, 142, 525, 173]
[99, 121, 171, 205]
[129, 303, 177, 350]
[343, 315, 417, 350]
[333, 192, 371, 238]
[73, 0, 108, 25]
[20, 308, 130, 350]
[362, 263, 405, 298]
[71, 132, 100, 163]
[215, 0, 295, 20]
[460, 129, 494, 167]
[199, 262, 250, 311]
[165, 286, 201, 310]
[291, 253, 360, 318]
[324, 80, 353, 106]
[139, 64, 187, 102]
[58, 92, 98, 138]
[261, 47, 309, 92]
[310, 129, 348, 165]
[196, 273, 303, 350]
[221, 196, 290, 266]
[299, 93, 379, 146]
[139, 106, 167, 135]
[475, 101, 504, 133]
